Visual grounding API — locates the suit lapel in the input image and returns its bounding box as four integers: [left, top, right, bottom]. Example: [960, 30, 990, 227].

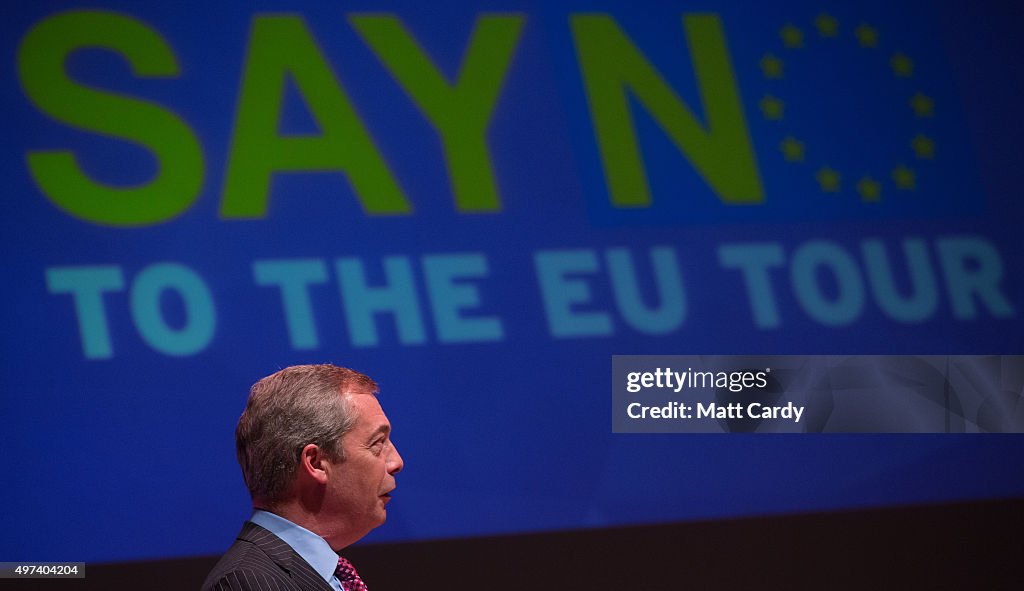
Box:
[238, 522, 335, 591]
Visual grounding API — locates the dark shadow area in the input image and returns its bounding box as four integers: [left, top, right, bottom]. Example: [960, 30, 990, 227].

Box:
[10, 496, 1022, 590]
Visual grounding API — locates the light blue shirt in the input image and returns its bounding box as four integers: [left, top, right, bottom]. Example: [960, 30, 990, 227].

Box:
[250, 509, 344, 591]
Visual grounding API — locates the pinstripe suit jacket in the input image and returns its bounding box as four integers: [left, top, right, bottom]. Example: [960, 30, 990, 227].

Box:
[201, 521, 335, 591]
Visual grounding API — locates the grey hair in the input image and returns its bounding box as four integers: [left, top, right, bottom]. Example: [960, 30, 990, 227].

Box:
[235, 364, 378, 502]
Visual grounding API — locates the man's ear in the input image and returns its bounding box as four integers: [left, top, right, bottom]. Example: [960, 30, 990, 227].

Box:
[298, 443, 330, 485]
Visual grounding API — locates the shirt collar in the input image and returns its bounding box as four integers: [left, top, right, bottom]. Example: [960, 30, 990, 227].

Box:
[250, 509, 338, 583]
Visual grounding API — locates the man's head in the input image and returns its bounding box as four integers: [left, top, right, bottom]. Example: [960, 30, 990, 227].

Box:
[235, 364, 403, 548]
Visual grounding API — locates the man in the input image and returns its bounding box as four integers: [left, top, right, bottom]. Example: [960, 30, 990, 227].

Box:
[203, 364, 404, 591]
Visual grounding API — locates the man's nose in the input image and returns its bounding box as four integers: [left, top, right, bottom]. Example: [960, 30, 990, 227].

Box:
[387, 442, 404, 474]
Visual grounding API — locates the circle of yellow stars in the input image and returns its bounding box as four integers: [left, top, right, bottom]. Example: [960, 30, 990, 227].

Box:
[760, 13, 936, 202]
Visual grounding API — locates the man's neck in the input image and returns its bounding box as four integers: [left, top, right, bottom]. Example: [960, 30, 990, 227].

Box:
[253, 501, 359, 551]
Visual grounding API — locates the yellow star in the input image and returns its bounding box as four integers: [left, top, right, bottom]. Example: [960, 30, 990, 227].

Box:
[761, 53, 784, 78]
[855, 24, 879, 47]
[891, 52, 914, 77]
[816, 13, 839, 37]
[780, 137, 804, 162]
[910, 92, 934, 117]
[781, 23, 804, 48]
[857, 176, 882, 201]
[816, 166, 841, 192]
[911, 134, 935, 159]
[759, 94, 784, 120]
[892, 165, 916, 190]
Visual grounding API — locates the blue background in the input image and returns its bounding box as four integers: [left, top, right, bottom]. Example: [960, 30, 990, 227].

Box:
[2, 0, 1022, 562]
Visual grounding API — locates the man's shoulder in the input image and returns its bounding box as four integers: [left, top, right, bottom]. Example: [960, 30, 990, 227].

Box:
[201, 523, 302, 591]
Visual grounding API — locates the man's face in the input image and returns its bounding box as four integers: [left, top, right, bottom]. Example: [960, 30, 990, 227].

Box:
[323, 391, 404, 545]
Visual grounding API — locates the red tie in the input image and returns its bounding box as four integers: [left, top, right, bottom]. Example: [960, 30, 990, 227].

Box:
[335, 556, 368, 591]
